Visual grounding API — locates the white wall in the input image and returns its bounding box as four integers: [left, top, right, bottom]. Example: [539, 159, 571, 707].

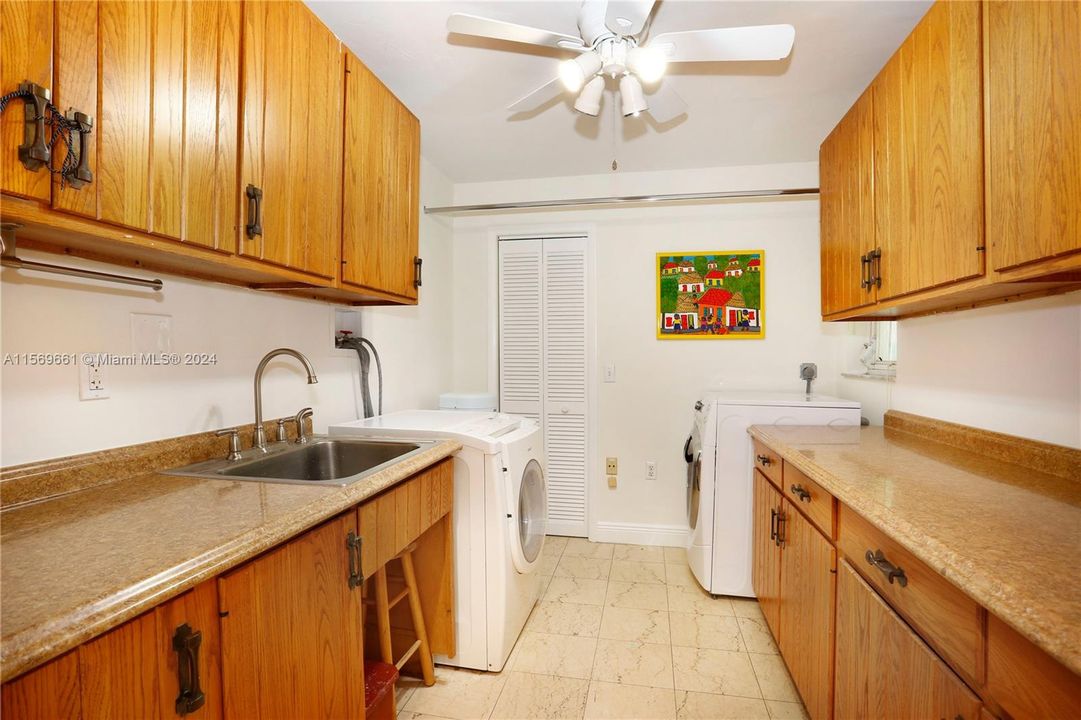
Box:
[449, 162, 853, 540]
[0, 158, 455, 466]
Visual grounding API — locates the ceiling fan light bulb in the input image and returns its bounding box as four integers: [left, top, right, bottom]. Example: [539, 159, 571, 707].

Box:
[619, 74, 648, 117]
[628, 46, 667, 84]
[560, 52, 603, 92]
[574, 75, 605, 116]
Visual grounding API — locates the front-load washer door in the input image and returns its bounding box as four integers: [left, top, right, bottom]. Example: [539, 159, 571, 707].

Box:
[509, 458, 547, 572]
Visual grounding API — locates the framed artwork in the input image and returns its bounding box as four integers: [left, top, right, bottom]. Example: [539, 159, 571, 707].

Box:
[656, 251, 765, 339]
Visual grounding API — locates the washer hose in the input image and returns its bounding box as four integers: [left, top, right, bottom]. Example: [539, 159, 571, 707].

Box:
[336, 335, 383, 418]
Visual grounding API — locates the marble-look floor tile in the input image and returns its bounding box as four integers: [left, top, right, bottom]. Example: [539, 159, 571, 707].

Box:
[670, 613, 745, 651]
[545, 577, 609, 606]
[536, 549, 561, 577]
[606, 581, 669, 611]
[510, 631, 598, 679]
[667, 585, 735, 616]
[584, 680, 677, 720]
[663, 562, 697, 588]
[750, 654, 800, 703]
[599, 607, 671, 645]
[402, 667, 506, 720]
[610, 560, 667, 584]
[766, 700, 810, 719]
[663, 547, 687, 565]
[527, 602, 604, 637]
[592, 639, 674, 689]
[730, 597, 765, 619]
[613, 544, 666, 563]
[675, 691, 770, 720]
[737, 617, 778, 655]
[544, 535, 570, 555]
[397, 712, 460, 720]
[555, 555, 613, 580]
[672, 647, 761, 699]
[563, 538, 616, 559]
[491, 671, 589, 720]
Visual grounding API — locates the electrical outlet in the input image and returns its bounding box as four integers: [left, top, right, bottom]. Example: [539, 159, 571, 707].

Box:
[607, 475, 617, 488]
[79, 359, 109, 400]
[606, 457, 618, 474]
[646, 461, 657, 481]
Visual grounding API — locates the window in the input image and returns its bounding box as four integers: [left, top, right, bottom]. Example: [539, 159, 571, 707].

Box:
[866, 321, 898, 376]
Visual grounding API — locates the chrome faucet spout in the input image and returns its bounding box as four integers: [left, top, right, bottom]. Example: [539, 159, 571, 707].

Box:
[253, 348, 318, 451]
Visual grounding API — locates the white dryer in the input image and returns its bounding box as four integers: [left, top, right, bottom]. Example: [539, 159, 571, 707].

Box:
[684, 391, 860, 596]
[329, 410, 546, 671]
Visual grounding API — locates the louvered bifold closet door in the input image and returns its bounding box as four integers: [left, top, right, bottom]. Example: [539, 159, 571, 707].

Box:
[542, 239, 588, 536]
[498, 239, 543, 424]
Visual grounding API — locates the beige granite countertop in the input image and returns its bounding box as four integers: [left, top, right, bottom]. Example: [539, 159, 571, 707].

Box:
[0, 439, 460, 683]
[749, 423, 1081, 675]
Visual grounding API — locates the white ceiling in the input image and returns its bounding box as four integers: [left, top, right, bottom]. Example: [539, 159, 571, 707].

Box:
[307, 1, 931, 184]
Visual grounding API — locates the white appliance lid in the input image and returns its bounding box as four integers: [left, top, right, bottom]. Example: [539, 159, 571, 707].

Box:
[329, 409, 525, 450]
[698, 389, 860, 409]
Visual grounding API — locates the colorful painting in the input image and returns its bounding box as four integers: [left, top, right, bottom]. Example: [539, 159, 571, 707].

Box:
[656, 251, 765, 339]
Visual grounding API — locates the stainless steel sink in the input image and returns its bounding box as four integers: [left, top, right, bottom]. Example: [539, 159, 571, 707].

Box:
[165, 437, 434, 486]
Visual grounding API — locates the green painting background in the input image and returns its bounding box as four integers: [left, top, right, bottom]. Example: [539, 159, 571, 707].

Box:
[658, 254, 762, 314]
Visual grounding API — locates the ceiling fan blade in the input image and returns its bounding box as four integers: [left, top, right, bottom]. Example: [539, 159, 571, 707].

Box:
[647, 24, 795, 63]
[605, 0, 656, 36]
[507, 77, 566, 112]
[448, 13, 587, 52]
[645, 83, 687, 123]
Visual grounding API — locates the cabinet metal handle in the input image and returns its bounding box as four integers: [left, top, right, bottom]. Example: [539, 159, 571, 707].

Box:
[413, 256, 423, 288]
[769, 508, 777, 541]
[865, 549, 907, 587]
[775, 512, 786, 548]
[755, 454, 772, 467]
[867, 248, 882, 289]
[790, 484, 811, 502]
[860, 252, 871, 289]
[172, 623, 206, 716]
[64, 109, 94, 188]
[346, 530, 364, 589]
[17, 82, 51, 171]
[245, 184, 263, 239]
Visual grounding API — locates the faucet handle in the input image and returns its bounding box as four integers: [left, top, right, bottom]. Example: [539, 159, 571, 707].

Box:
[275, 418, 288, 443]
[215, 428, 243, 461]
[294, 407, 314, 444]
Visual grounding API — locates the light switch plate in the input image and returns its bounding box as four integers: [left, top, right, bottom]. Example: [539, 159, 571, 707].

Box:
[604, 364, 616, 383]
[607, 475, 617, 488]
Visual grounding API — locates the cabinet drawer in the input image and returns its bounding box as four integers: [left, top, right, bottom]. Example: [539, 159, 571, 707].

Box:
[782, 464, 835, 539]
[751, 439, 782, 488]
[987, 613, 1081, 720]
[837, 504, 983, 684]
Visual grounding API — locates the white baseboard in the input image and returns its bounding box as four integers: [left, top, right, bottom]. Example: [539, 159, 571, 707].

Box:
[589, 521, 689, 547]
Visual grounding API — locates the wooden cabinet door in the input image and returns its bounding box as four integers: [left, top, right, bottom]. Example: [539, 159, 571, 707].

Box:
[239, 0, 341, 279]
[819, 87, 875, 316]
[835, 560, 981, 720]
[986, 1, 1081, 272]
[1, 651, 81, 720]
[0, 0, 53, 202]
[777, 501, 834, 720]
[218, 512, 365, 720]
[342, 51, 420, 300]
[873, 0, 984, 301]
[78, 580, 224, 720]
[752, 470, 782, 636]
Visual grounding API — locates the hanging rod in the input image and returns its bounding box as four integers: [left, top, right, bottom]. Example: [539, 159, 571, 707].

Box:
[0, 224, 163, 291]
[424, 186, 820, 215]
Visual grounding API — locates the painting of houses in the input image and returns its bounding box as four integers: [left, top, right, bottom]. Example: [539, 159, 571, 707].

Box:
[657, 251, 764, 339]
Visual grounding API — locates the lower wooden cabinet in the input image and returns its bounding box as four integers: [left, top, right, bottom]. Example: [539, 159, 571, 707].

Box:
[752, 470, 782, 635]
[218, 511, 366, 720]
[1, 581, 223, 720]
[835, 560, 981, 720]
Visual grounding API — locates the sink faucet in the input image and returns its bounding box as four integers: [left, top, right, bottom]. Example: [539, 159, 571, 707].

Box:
[253, 348, 318, 451]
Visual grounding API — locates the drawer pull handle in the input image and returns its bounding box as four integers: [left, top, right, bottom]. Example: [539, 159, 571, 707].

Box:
[769, 508, 777, 541]
[865, 549, 907, 587]
[790, 484, 811, 502]
[755, 454, 772, 467]
[346, 530, 364, 589]
[775, 512, 785, 548]
[172, 623, 206, 716]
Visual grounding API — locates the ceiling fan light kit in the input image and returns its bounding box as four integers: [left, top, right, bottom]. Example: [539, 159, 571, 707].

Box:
[447, 2, 795, 126]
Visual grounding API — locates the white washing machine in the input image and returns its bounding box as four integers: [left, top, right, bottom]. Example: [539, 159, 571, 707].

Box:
[684, 391, 860, 596]
[330, 410, 546, 671]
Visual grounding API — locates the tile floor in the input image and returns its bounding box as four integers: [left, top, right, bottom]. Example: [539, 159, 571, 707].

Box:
[396, 537, 808, 720]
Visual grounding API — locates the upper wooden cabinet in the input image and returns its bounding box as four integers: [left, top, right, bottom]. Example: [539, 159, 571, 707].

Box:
[985, 0, 1081, 273]
[0, 1, 53, 203]
[239, 0, 343, 280]
[342, 51, 421, 300]
[819, 88, 876, 316]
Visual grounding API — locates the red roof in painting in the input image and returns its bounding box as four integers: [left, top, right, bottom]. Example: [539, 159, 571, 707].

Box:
[663, 262, 677, 269]
[747, 259, 761, 267]
[695, 289, 734, 307]
[705, 270, 725, 279]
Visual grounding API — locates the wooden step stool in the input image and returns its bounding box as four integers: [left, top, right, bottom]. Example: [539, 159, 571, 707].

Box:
[365, 543, 436, 686]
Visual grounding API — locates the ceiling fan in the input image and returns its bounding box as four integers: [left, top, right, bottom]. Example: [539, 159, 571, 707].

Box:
[447, 0, 795, 123]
